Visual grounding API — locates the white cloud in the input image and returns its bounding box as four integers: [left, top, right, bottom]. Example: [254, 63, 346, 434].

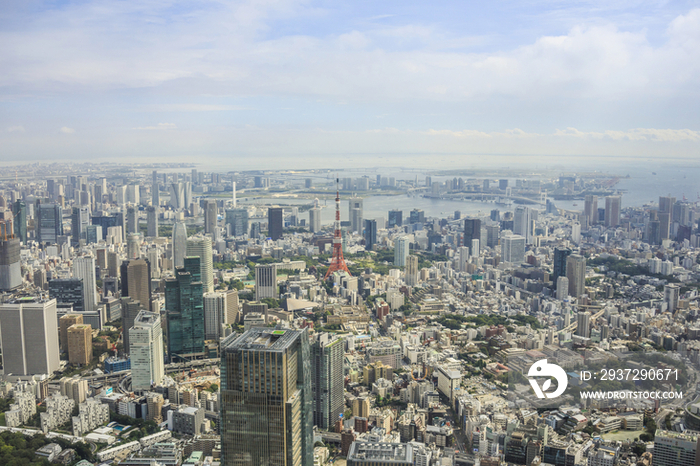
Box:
[59, 126, 75, 134]
[134, 123, 177, 130]
[7, 125, 24, 132]
[140, 104, 248, 112]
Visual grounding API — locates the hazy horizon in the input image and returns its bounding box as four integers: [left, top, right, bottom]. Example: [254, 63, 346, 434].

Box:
[2, 1, 699, 162]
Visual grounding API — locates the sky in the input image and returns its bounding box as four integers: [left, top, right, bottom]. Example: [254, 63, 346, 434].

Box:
[1, 0, 700, 168]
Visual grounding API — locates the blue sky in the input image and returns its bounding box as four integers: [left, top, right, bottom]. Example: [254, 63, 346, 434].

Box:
[1, 0, 700, 167]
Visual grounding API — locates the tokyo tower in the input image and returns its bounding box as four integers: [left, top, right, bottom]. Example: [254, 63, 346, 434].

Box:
[324, 178, 351, 279]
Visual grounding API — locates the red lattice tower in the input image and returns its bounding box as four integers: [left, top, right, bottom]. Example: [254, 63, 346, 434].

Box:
[325, 178, 351, 279]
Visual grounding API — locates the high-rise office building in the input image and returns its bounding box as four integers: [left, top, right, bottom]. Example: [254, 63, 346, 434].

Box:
[575, 311, 591, 338]
[130, 311, 165, 391]
[364, 219, 377, 251]
[388, 210, 402, 228]
[502, 235, 526, 263]
[309, 206, 321, 233]
[71, 206, 89, 245]
[35, 202, 63, 244]
[556, 277, 569, 300]
[552, 247, 572, 287]
[268, 207, 284, 241]
[49, 278, 85, 313]
[121, 258, 152, 312]
[127, 233, 142, 259]
[653, 430, 700, 466]
[405, 255, 419, 287]
[187, 236, 214, 293]
[604, 196, 621, 228]
[513, 206, 532, 243]
[349, 199, 363, 234]
[658, 212, 671, 241]
[659, 196, 676, 214]
[203, 291, 228, 340]
[464, 218, 481, 251]
[0, 237, 22, 291]
[584, 195, 598, 226]
[220, 328, 313, 466]
[120, 296, 144, 355]
[172, 222, 188, 268]
[73, 256, 98, 314]
[13, 200, 27, 243]
[146, 206, 158, 237]
[409, 209, 425, 225]
[59, 313, 83, 353]
[225, 208, 249, 237]
[67, 323, 93, 365]
[485, 224, 500, 248]
[394, 236, 409, 267]
[311, 333, 345, 431]
[255, 264, 277, 301]
[0, 298, 60, 376]
[205, 200, 218, 235]
[127, 206, 138, 234]
[566, 254, 586, 298]
[165, 265, 205, 360]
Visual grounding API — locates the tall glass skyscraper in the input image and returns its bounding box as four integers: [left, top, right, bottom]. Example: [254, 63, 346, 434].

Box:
[311, 333, 344, 431]
[35, 202, 63, 244]
[225, 208, 249, 237]
[165, 259, 204, 360]
[220, 327, 313, 466]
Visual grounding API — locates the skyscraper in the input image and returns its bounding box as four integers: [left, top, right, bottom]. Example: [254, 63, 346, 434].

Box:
[127, 233, 142, 259]
[127, 205, 138, 234]
[205, 200, 218, 235]
[552, 247, 572, 287]
[187, 236, 214, 293]
[71, 206, 89, 245]
[120, 296, 144, 355]
[566, 254, 586, 298]
[130, 311, 165, 391]
[220, 328, 313, 466]
[464, 218, 481, 251]
[0, 297, 60, 376]
[121, 259, 152, 312]
[13, 200, 27, 243]
[172, 222, 188, 268]
[35, 202, 63, 244]
[584, 195, 598, 226]
[311, 333, 345, 431]
[394, 236, 409, 267]
[576, 311, 591, 338]
[165, 265, 205, 360]
[604, 196, 621, 228]
[203, 292, 228, 340]
[349, 198, 363, 234]
[388, 210, 402, 228]
[255, 264, 277, 301]
[49, 279, 85, 313]
[0, 237, 22, 291]
[225, 208, 249, 237]
[405, 255, 419, 287]
[409, 209, 425, 225]
[67, 323, 93, 365]
[59, 313, 83, 353]
[502, 235, 526, 263]
[309, 206, 321, 233]
[513, 206, 532, 243]
[73, 256, 98, 314]
[364, 219, 377, 251]
[268, 207, 284, 240]
[146, 206, 158, 237]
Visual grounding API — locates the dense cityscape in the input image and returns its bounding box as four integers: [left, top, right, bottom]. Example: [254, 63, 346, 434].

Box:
[0, 164, 699, 466]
